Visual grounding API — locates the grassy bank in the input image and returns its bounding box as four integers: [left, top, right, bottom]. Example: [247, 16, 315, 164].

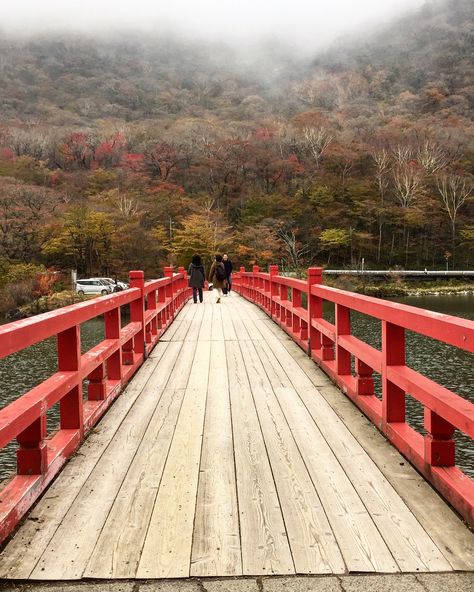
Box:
[6, 291, 89, 320]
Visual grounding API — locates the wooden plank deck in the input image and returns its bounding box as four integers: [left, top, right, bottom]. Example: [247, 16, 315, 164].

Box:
[1, 292, 473, 580]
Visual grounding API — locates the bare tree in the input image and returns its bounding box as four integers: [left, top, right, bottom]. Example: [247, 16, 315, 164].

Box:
[437, 174, 473, 264]
[417, 140, 451, 174]
[371, 148, 392, 262]
[392, 163, 424, 208]
[301, 126, 333, 167]
[391, 144, 415, 166]
[278, 230, 309, 270]
[117, 195, 140, 218]
[392, 161, 425, 266]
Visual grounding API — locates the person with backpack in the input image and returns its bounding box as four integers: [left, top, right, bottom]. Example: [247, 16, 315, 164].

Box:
[208, 253, 227, 303]
[222, 253, 233, 295]
[188, 254, 206, 303]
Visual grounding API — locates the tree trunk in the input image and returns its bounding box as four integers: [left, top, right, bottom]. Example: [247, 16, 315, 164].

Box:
[452, 219, 456, 267]
[405, 230, 410, 268]
[389, 233, 395, 267]
[377, 220, 383, 263]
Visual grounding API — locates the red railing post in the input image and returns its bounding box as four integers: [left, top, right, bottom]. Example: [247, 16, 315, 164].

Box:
[88, 363, 107, 400]
[16, 414, 47, 475]
[382, 321, 406, 423]
[356, 359, 374, 396]
[280, 280, 289, 326]
[307, 267, 322, 359]
[105, 307, 122, 381]
[164, 266, 174, 321]
[424, 410, 455, 467]
[269, 265, 279, 318]
[129, 270, 146, 359]
[178, 266, 186, 309]
[336, 304, 351, 376]
[147, 287, 157, 344]
[58, 325, 83, 434]
[292, 287, 301, 338]
[252, 265, 259, 304]
[239, 266, 245, 297]
[157, 286, 165, 329]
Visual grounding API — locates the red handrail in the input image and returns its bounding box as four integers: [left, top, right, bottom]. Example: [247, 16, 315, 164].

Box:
[233, 265, 474, 525]
[0, 268, 191, 544]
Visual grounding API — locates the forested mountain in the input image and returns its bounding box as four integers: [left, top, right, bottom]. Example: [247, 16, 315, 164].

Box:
[0, 0, 473, 306]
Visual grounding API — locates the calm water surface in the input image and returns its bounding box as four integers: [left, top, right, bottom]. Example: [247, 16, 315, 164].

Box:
[0, 295, 473, 480]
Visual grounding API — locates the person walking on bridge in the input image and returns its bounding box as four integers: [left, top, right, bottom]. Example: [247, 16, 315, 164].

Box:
[188, 254, 205, 303]
[208, 254, 226, 303]
[222, 253, 233, 295]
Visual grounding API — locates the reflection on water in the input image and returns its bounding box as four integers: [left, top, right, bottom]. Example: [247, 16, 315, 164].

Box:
[0, 295, 473, 480]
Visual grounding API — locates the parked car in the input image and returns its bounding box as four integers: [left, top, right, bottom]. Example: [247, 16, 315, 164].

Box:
[90, 277, 129, 291]
[75, 279, 113, 296]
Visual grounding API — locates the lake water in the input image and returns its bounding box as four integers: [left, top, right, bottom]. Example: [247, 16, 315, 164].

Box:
[0, 294, 473, 480]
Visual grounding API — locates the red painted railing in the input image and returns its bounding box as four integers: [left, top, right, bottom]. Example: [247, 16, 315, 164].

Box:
[234, 265, 474, 525]
[0, 267, 191, 544]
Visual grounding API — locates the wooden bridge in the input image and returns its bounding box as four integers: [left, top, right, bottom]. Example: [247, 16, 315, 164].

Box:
[0, 266, 473, 581]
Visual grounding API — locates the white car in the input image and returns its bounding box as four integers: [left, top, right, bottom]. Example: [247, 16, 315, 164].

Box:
[90, 277, 129, 291]
[75, 279, 113, 296]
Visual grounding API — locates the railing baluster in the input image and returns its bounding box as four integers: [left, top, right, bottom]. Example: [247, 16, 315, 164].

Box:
[292, 288, 301, 338]
[336, 304, 351, 376]
[356, 359, 374, 396]
[308, 267, 322, 360]
[424, 410, 455, 467]
[269, 265, 279, 319]
[129, 270, 146, 359]
[164, 266, 173, 322]
[58, 325, 83, 434]
[105, 308, 122, 381]
[382, 321, 406, 423]
[87, 363, 106, 400]
[16, 414, 47, 475]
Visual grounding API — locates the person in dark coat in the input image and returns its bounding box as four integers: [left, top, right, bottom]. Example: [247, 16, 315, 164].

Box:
[188, 254, 206, 303]
[208, 254, 226, 303]
[222, 254, 233, 295]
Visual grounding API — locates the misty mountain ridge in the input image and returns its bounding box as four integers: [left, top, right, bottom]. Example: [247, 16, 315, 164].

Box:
[0, 0, 471, 130]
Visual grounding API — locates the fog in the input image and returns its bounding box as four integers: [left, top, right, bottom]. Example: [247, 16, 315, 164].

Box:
[0, 0, 426, 51]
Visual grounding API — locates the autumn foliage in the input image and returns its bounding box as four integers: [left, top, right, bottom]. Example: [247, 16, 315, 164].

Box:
[0, 0, 473, 290]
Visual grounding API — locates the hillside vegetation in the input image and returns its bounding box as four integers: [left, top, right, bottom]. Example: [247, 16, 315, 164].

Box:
[0, 0, 472, 310]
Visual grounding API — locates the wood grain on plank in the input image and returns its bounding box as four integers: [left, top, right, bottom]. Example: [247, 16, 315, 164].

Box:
[136, 339, 211, 578]
[84, 341, 198, 578]
[253, 340, 398, 573]
[239, 339, 345, 574]
[226, 340, 294, 576]
[190, 340, 241, 577]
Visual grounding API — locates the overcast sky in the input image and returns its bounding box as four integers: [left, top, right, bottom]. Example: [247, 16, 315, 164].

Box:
[0, 0, 426, 49]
